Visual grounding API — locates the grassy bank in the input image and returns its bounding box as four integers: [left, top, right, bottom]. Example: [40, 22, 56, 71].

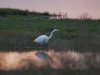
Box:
[0, 16, 100, 52]
[0, 15, 100, 75]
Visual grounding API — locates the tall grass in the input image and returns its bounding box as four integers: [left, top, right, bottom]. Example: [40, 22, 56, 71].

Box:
[0, 51, 100, 70]
[0, 50, 100, 75]
[0, 16, 100, 52]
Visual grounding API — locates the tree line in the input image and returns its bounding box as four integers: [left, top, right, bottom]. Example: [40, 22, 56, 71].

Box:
[0, 8, 51, 17]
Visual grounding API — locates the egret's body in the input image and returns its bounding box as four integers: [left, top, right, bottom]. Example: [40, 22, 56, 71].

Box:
[34, 29, 58, 45]
[34, 35, 49, 45]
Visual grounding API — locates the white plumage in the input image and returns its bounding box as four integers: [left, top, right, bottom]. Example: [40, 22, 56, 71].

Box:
[34, 35, 49, 45]
[34, 29, 58, 45]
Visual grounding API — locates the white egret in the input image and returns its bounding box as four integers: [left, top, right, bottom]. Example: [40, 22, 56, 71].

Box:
[34, 29, 58, 45]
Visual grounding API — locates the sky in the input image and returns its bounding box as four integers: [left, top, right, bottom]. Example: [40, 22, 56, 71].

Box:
[0, 0, 100, 19]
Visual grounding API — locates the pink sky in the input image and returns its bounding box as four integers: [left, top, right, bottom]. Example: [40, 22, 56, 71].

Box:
[0, 0, 100, 18]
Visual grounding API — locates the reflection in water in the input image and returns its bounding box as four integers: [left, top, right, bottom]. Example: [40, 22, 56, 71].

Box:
[0, 50, 100, 70]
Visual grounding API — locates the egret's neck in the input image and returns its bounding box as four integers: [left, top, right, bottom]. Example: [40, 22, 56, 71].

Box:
[48, 30, 55, 39]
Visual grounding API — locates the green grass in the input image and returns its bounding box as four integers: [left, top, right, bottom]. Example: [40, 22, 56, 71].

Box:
[0, 15, 99, 32]
[0, 16, 100, 38]
[0, 15, 100, 52]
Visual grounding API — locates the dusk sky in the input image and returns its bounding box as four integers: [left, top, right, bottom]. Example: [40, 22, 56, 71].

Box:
[0, 0, 100, 18]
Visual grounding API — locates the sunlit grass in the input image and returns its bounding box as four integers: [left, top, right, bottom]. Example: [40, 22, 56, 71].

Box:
[0, 50, 100, 70]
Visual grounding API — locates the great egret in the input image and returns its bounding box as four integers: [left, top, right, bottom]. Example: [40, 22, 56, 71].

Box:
[34, 29, 58, 45]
